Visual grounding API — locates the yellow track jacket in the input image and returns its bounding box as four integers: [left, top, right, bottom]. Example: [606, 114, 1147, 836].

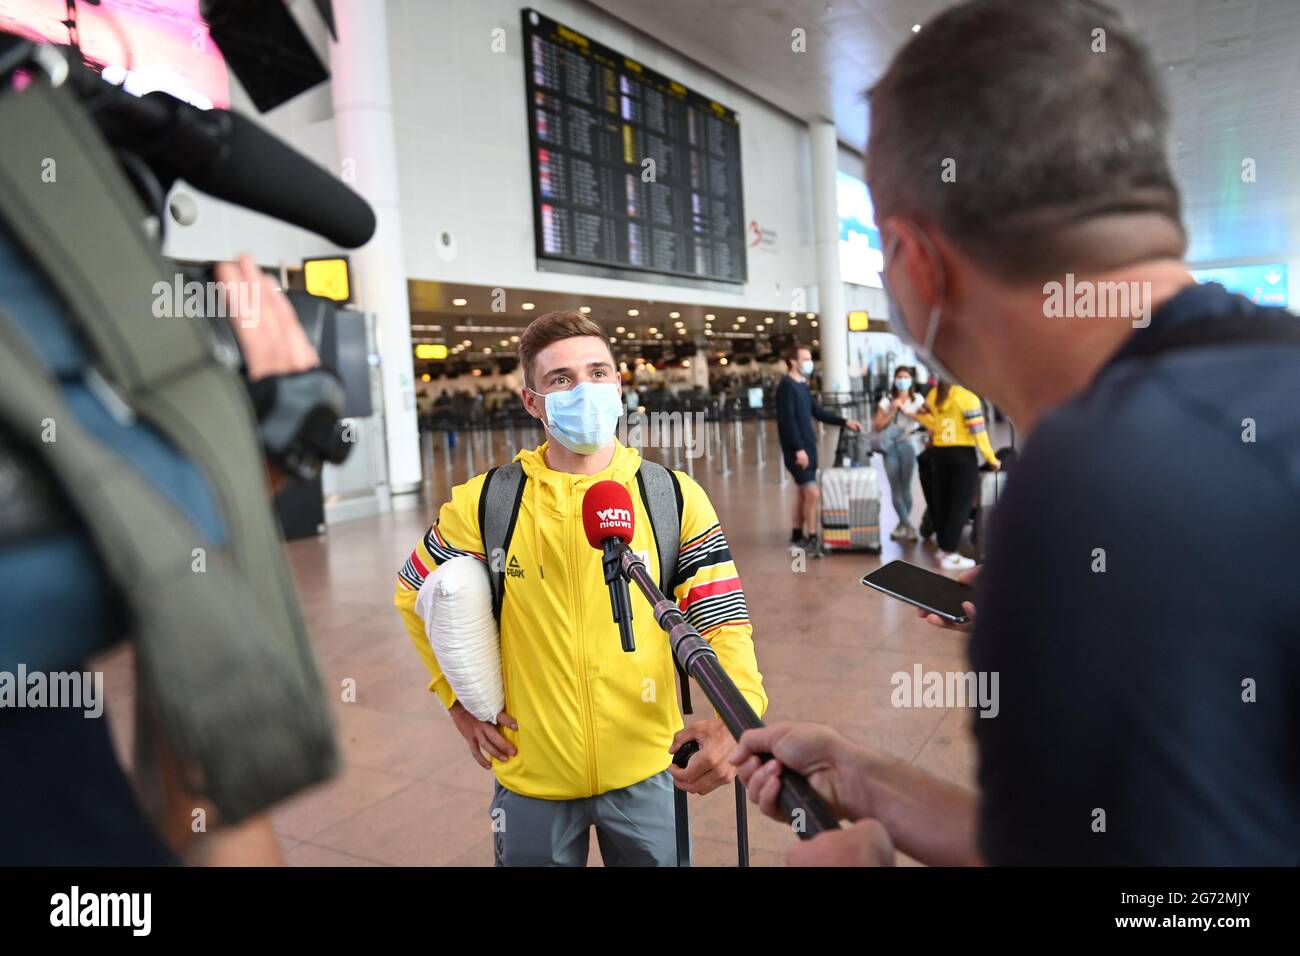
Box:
[916, 385, 1000, 465]
[394, 440, 767, 800]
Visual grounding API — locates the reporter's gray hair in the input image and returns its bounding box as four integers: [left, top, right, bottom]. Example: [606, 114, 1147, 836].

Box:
[867, 0, 1185, 280]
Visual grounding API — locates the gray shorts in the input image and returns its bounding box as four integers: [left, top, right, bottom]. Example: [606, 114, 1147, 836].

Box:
[490, 769, 689, 867]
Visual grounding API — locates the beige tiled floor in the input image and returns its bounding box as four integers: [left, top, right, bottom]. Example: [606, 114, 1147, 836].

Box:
[101, 421, 981, 866]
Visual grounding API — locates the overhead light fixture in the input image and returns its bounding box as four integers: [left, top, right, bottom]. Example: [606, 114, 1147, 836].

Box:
[522, 302, 535, 311]
[811, 320, 818, 328]
[510, 335, 520, 342]
[765, 317, 774, 325]
[806, 312, 815, 319]
[705, 313, 715, 320]
[452, 297, 468, 307]
[669, 311, 680, 319]
[911, 23, 922, 33]
[736, 315, 747, 323]
[790, 318, 799, 325]
[648, 327, 658, 334]
[579, 305, 592, 314]
[482, 347, 491, 353]
[616, 326, 626, 333]
[627, 308, 639, 316]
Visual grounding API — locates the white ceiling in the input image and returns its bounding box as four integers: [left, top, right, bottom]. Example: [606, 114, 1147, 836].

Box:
[588, 0, 1300, 262]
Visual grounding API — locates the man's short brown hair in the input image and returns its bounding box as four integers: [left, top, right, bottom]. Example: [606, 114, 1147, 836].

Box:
[784, 344, 810, 367]
[518, 310, 613, 389]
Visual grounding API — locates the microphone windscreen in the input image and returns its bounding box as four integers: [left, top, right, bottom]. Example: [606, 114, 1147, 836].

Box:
[186, 103, 377, 248]
[582, 480, 635, 550]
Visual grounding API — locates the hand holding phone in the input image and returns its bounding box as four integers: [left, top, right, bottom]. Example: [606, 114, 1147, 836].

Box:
[862, 560, 979, 627]
[915, 565, 980, 632]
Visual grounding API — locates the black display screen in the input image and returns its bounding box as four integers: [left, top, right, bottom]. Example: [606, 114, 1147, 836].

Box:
[521, 8, 746, 284]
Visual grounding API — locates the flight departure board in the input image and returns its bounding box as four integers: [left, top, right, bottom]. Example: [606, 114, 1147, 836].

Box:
[521, 9, 747, 284]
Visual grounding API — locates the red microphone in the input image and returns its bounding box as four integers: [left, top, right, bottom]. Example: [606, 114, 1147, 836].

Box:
[582, 480, 635, 549]
[582, 481, 637, 651]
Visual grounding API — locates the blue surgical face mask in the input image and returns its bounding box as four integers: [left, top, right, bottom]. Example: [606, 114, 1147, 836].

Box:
[883, 230, 967, 388]
[529, 380, 623, 455]
[895, 377, 912, 392]
[800, 359, 815, 377]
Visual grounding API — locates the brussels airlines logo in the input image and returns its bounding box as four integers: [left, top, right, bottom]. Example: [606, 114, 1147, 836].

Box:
[597, 507, 632, 532]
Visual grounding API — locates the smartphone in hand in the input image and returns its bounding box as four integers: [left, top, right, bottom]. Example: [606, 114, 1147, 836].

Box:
[861, 560, 974, 624]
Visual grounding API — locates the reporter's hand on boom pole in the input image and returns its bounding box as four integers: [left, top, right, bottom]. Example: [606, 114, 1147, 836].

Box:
[729, 722, 871, 823]
[788, 819, 896, 867]
[731, 722, 983, 867]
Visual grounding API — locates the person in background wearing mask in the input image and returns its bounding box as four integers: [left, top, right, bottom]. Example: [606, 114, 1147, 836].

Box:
[912, 379, 999, 570]
[872, 365, 925, 541]
[393, 311, 766, 866]
[775, 345, 863, 555]
[732, 0, 1299, 866]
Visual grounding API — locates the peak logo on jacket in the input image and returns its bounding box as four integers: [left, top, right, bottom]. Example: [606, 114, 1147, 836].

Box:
[506, 554, 525, 579]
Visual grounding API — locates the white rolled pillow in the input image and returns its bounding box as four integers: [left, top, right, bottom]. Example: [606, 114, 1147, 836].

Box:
[414, 555, 503, 723]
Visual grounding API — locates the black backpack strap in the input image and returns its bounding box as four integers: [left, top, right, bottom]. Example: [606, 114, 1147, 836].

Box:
[1120, 314, 1300, 362]
[479, 462, 527, 623]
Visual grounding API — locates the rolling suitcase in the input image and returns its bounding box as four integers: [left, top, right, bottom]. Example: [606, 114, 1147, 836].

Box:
[833, 425, 873, 467]
[820, 428, 882, 552]
[973, 445, 1016, 558]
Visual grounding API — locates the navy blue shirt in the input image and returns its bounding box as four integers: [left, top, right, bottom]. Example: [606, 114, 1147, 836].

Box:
[0, 224, 226, 673]
[972, 282, 1300, 865]
[0, 221, 226, 864]
[775, 376, 846, 458]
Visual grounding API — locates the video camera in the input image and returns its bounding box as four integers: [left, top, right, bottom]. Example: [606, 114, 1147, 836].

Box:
[0, 0, 370, 482]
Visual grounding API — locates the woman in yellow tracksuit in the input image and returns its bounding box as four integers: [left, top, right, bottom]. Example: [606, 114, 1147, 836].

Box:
[914, 381, 1000, 571]
[395, 440, 765, 865]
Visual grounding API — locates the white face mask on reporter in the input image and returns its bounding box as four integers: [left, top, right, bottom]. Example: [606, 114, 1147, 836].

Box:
[883, 228, 970, 390]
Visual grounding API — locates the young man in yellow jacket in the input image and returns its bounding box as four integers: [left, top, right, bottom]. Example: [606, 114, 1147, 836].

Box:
[394, 310, 766, 866]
